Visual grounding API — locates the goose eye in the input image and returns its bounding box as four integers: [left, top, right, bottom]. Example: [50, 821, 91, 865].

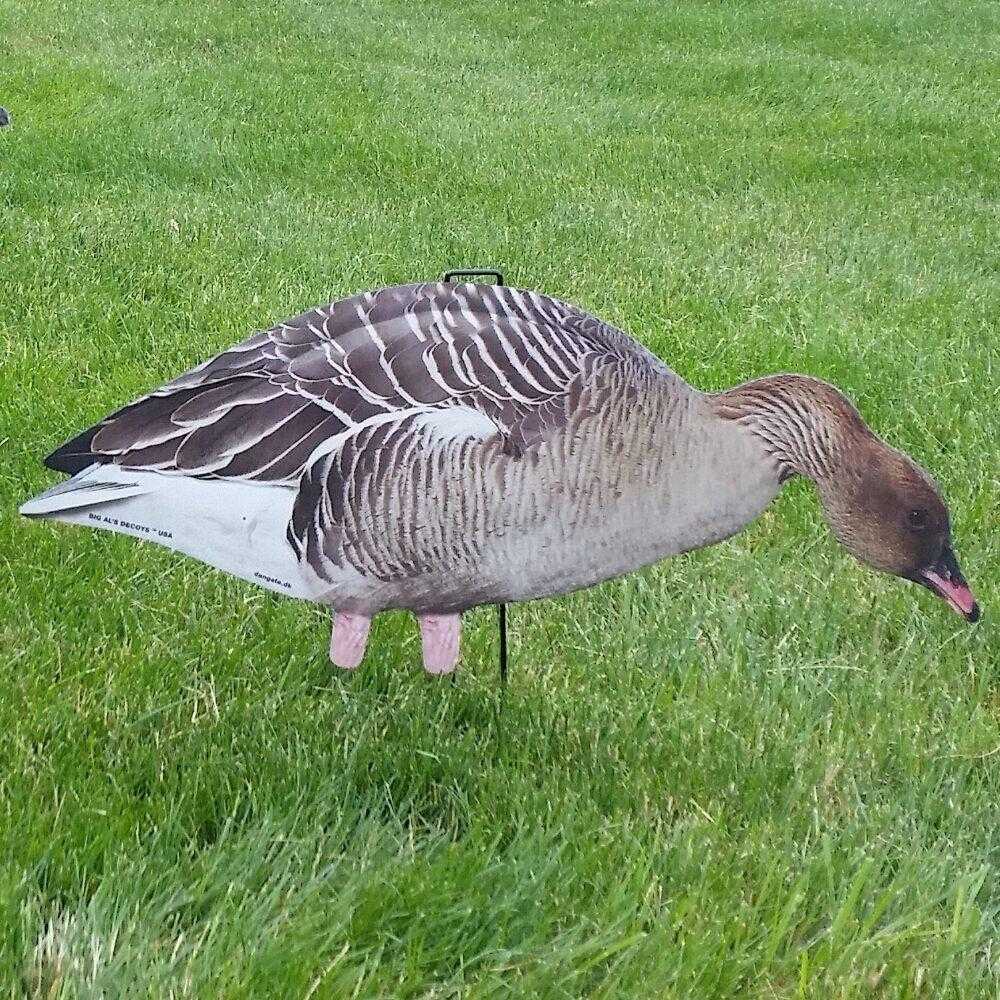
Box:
[907, 509, 928, 530]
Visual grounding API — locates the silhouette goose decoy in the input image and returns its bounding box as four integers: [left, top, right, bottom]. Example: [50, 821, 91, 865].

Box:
[21, 281, 980, 673]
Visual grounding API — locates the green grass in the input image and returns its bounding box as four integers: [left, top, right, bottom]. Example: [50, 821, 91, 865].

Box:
[1, 0, 998, 995]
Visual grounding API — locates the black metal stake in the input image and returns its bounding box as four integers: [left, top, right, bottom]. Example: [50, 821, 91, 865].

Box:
[498, 602, 508, 685]
[441, 267, 509, 685]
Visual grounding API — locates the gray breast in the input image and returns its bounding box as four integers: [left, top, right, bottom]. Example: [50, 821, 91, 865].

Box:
[289, 365, 708, 614]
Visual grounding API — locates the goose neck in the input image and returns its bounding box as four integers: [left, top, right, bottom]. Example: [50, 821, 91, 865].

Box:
[709, 374, 870, 484]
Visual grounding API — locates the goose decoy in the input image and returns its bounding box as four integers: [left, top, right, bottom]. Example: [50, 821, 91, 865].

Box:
[21, 281, 980, 674]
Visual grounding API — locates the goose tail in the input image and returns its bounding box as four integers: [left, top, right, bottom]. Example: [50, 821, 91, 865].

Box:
[19, 464, 317, 601]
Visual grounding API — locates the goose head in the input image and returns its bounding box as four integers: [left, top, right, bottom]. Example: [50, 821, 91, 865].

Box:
[815, 438, 979, 621]
[714, 375, 980, 622]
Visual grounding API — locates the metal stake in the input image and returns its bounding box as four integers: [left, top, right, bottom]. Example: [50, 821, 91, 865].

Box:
[441, 267, 508, 684]
[498, 602, 508, 685]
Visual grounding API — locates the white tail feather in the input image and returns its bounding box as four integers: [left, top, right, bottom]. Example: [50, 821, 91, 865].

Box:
[19, 465, 317, 601]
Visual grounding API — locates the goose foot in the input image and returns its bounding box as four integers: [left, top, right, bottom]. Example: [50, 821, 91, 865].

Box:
[330, 611, 371, 669]
[418, 614, 461, 674]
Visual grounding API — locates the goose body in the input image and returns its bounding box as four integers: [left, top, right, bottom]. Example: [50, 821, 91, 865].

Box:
[21, 281, 979, 671]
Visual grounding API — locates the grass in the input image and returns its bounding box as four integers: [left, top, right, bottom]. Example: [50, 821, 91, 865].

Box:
[1, 0, 998, 994]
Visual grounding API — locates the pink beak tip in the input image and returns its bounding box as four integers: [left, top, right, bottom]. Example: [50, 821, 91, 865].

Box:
[920, 568, 981, 623]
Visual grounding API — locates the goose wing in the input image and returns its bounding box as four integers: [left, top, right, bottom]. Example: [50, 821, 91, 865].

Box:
[45, 281, 650, 482]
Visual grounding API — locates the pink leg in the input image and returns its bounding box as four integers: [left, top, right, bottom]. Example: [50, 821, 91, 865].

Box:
[418, 614, 461, 675]
[330, 611, 371, 670]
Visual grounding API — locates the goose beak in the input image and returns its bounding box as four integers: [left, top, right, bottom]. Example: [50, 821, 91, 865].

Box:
[917, 545, 980, 623]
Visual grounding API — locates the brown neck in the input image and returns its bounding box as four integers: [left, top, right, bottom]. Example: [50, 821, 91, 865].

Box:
[710, 374, 871, 483]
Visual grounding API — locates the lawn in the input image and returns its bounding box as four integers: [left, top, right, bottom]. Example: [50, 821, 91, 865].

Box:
[1, 0, 998, 995]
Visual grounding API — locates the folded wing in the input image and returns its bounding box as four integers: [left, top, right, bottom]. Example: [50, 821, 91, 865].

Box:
[45, 281, 648, 484]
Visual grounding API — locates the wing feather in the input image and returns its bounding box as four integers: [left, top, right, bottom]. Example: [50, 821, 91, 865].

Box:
[44, 282, 656, 489]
